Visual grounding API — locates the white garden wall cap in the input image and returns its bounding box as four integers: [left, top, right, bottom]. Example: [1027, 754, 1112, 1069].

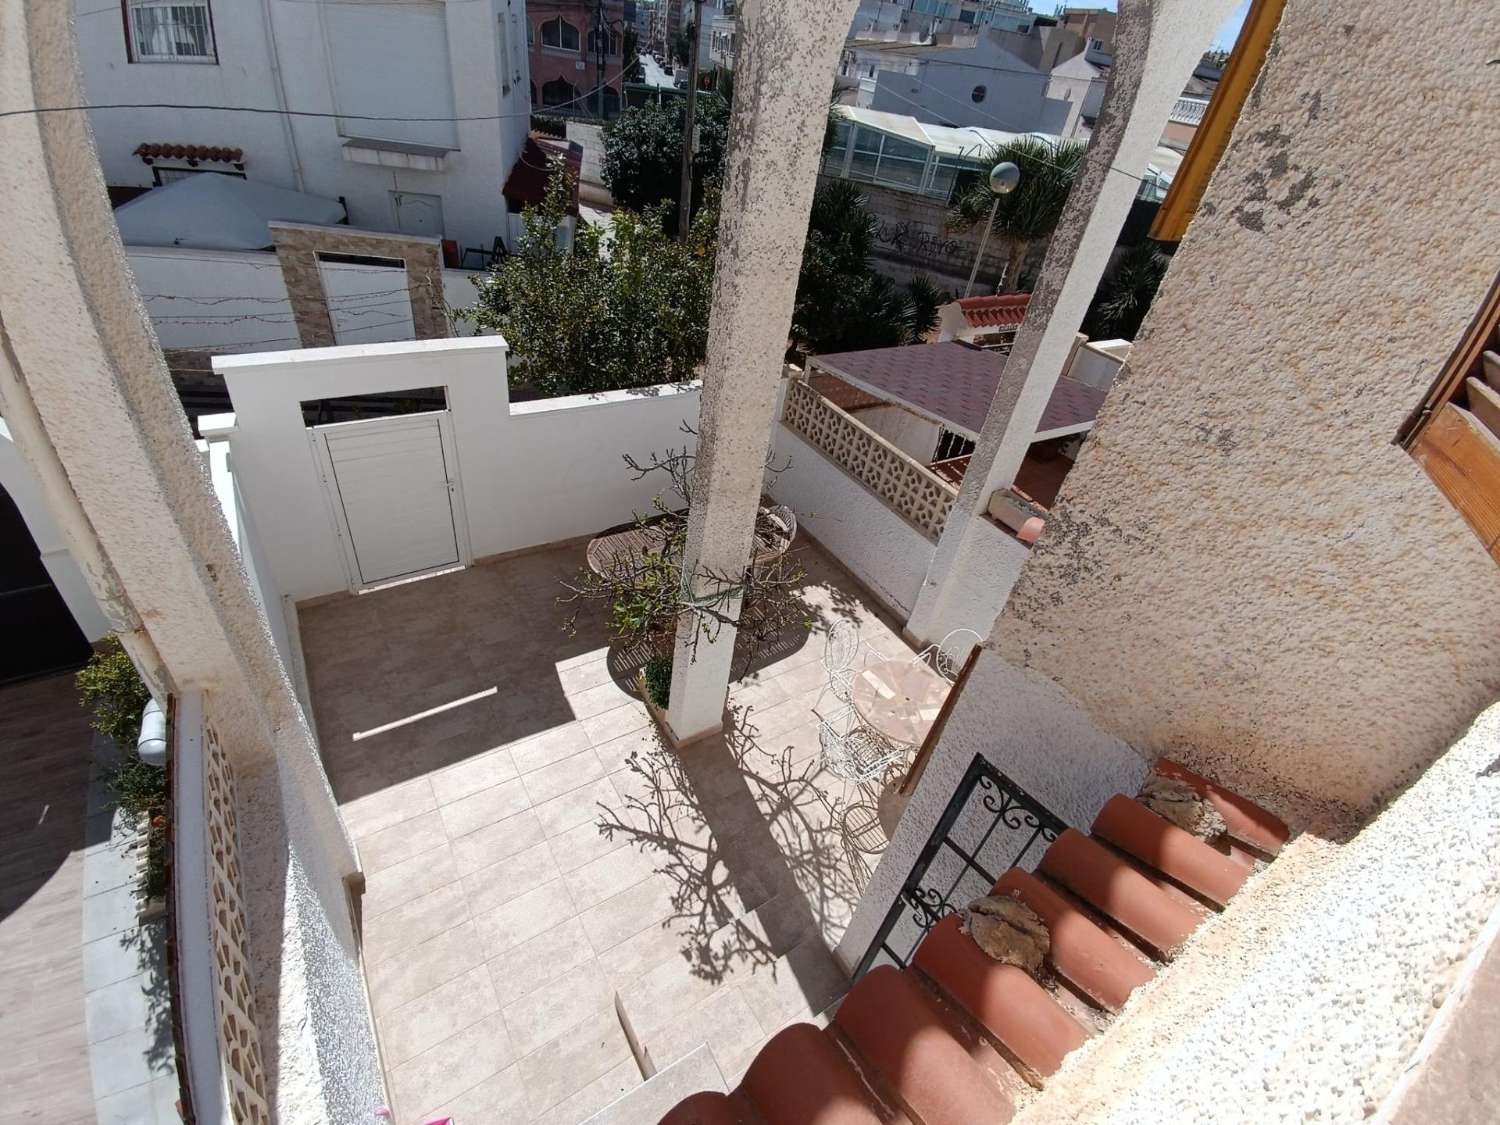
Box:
[509, 380, 703, 416]
[211, 335, 508, 370]
[197, 413, 238, 439]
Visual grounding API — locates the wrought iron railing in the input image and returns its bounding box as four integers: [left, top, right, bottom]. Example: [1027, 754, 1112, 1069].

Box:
[857, 754, 1067, 976]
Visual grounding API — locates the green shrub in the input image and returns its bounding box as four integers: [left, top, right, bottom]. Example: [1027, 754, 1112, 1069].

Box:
[76, 636, 151, 748]
[644, 656, 672, 710]
[109, 755, 168, 823]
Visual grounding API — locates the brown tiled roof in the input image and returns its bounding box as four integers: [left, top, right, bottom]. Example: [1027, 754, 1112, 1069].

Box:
[958, 293, 1030, 329]
[808, 373, 882, 412]
[503, 135, 584, 214]
[812, 341, 1106, 439]
[134, 143, 244, 164]
[656, 758, 1289, 1124]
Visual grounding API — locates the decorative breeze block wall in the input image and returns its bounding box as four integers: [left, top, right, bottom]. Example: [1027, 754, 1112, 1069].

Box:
[203, 723, 272, 1125]
[783, 377, 957, 541]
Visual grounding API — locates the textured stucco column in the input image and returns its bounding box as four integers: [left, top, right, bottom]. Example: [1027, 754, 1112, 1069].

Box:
[270, 221, 449, 348]
[907, 0, 1242, 644]
[0, 5, 381, 1122]
[665, 0, 860, 742]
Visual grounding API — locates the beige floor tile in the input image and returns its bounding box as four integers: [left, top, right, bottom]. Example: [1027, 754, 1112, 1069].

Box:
[531, 1056, 642, 1125]
[511, 722, 593, 776]
[636, 985, 765, 1078]
[533, 777, 623, 839]
[564, 839, 671, 913]
[566, 679, 639, 721]
[362, 841, 459, 920]
[431, 746, 520, 807]
[486, 916, 596, 1008]
[556, 657, 616, 696]
[595, 915, 698, 992]
[501, 957, 614, 1057]
[450, 808, 548, 877]
[379, 963, 499, 1067]
[430, 1062, 530, 1125]
[439, 776, 533, 840]
[590, 725, 666, 776]
[390, 1011, 517, 1121]
[363, 881, 469, 967]
[463, 839, 563, 916]
[582, 702, 651, 747]
[366, 919, 485, 1019]
[343, 775, 438, 840]
[358, 809, 448, 875]
[517, 1006, 634, 1119]
[521, 747, 607, 807]
[473, 877, 577, 959]
[579, 874, 679, 953]
[546, 816, 629, 874]
[301, 537, 913, 1121]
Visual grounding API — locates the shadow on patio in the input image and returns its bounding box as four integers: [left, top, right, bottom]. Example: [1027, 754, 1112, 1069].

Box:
[297, 536, 917, 1124]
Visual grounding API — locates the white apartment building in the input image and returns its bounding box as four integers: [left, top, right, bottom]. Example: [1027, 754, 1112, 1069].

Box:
[850, 0, 1036, 38]
[840, 27, 1071, 133]
[74, 0, 533, 256]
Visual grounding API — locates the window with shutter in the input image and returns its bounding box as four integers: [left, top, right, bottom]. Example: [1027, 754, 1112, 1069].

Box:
[1402, 272, 1500, 562]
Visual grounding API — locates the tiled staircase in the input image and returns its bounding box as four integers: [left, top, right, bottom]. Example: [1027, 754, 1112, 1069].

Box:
[641, 758, 1289, 1125]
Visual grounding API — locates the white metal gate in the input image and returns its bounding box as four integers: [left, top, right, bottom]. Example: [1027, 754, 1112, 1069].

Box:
[311, 411, 470, 591]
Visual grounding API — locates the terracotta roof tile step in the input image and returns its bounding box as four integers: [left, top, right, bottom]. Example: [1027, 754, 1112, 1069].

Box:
[958, 294, 1031, 328]
[133, 142, 244, 163]
[658, 1091, 748, 1125]
[737, 1023, 905, 1125]
[833, 965, 1015, 1125]
[912, 916, 1089, 1087]
[1038, 830, 1201, 959]
[1091, 795, 1251, 908]
[991, 869, 1155, 1012]
[1152, 759, 1290, 856]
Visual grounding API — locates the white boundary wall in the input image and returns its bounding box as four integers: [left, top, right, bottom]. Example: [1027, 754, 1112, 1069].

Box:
[125, 246, 488, 353]
[215, 338, 702, 601]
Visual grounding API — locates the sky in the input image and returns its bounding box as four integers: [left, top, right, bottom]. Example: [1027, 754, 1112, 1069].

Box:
[1027, 1, 1254, 52]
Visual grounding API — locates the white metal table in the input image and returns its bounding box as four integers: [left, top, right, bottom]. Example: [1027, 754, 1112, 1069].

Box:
[851, 658, 951, 748]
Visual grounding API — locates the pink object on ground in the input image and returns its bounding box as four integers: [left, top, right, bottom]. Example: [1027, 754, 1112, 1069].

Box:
[1018, 517, 1045, 544]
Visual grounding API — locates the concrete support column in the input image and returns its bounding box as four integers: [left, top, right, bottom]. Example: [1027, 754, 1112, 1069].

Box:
[665, 0, 860, 743]
[907, 0, 1242, 644]
[0, 4, 380, 1121]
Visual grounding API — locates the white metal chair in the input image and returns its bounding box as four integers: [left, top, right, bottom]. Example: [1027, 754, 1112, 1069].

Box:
[823, 619, 861, 703]
[813, 686, 902, 783]
[913, 627, 982, 682]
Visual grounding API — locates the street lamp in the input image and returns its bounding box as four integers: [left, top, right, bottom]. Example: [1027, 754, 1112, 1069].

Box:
[963, 161, 1021, 298]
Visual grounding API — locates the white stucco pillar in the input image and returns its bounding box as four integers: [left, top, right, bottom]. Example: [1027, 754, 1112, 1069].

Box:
[907, 0, 1243, 645]
[666, 0, 860, 743]
[0, 4, 380, 1121]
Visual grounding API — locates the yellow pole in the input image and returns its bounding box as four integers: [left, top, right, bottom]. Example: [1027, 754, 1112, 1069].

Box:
[1149, 0, 1289, 243]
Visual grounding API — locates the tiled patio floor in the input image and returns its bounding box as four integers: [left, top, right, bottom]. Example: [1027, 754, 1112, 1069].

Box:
[299, 537, 918, 1124]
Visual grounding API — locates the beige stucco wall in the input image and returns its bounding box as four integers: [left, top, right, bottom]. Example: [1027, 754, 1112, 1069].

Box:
[994, 0, 1500, 821]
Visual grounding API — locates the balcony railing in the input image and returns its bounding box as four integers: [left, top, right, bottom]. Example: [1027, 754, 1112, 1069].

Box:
[782, 376, 957, 541]
[1169, 95, 1210, 125]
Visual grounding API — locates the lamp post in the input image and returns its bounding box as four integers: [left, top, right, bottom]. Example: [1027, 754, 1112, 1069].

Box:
[963, 161, 1020, 298]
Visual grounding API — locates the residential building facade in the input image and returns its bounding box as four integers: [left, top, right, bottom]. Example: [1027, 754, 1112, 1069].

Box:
[7, 1, 1500, 1124]
[840, 26, 1072, 132]
[75, 0, 532, 257]
[851, 0, 1036, 39]
[527, 0, 632, 116]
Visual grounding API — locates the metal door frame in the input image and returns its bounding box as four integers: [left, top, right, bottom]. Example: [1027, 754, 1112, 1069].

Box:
[309, 409, 471, 593]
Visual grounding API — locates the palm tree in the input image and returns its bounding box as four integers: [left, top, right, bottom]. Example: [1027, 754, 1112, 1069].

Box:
[949, 136, 1087, 293]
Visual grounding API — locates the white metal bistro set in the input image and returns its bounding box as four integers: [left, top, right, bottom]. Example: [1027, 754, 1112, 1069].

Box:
[813, 622, 980, 784]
